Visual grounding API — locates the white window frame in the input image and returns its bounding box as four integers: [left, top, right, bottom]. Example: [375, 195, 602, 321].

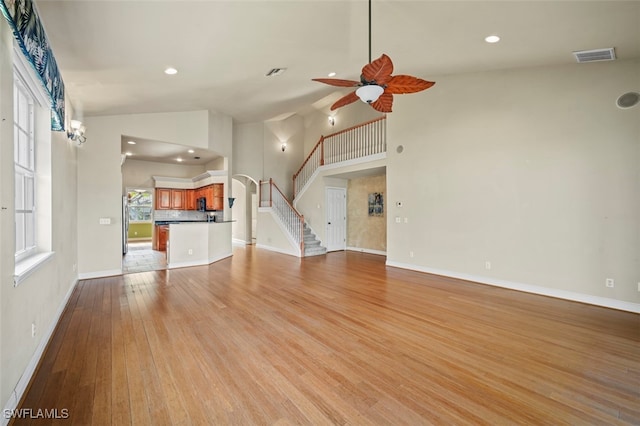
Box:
[13, 43, 54, 286]
[14, 74, 37, 261]
[127, 188, 154, 223]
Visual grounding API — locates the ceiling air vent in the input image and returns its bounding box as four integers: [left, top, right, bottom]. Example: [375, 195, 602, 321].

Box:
[265, 68, 287, 77]
[573, 48, 616, 63]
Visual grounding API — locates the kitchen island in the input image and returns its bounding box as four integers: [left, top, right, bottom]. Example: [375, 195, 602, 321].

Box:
[165, 221, 233, 269]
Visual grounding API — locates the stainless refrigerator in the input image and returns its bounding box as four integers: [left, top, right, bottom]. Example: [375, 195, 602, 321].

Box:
[122, 196, 129, 254]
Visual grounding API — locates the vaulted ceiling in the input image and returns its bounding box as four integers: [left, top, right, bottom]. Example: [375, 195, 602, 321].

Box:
[36, 1, 640, 125]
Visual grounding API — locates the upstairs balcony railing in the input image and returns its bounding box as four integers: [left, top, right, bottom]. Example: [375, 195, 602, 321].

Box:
[293, 116, 386, 198]
[259, 178, 304, 253]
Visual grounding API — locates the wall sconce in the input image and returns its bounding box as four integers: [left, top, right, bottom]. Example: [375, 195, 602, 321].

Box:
[67, 119, 86, 144]
[328, 116, 336, 126]
[281, 142, 287, 152]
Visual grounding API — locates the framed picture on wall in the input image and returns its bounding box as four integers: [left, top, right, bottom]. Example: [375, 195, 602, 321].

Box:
[368, 192, 384, 217]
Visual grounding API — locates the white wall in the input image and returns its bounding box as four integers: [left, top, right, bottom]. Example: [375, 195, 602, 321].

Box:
[122, 158, 206, 190]
[233, 122, 264, 181]
[1, 19, 78, 411]
[231, 179, 247, 242]
[80, 111, 210, 278]
[294, 159, 386, 246]
[387, 59, 640, 308]
[233, 115, 305, 199]
[256, 210, 300, 257]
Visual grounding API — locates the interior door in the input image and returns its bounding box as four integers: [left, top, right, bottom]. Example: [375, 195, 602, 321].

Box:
[326, 187, 346, 252]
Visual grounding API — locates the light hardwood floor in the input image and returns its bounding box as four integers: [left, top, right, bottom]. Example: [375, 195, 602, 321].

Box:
[14, 246, 640, 425]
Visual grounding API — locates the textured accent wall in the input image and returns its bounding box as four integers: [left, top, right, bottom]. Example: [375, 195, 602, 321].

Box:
[347, 174, 386, 252]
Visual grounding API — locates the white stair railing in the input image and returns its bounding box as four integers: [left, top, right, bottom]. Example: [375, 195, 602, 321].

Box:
[259, 178, 304, 253]
[293, 116, 386, 197]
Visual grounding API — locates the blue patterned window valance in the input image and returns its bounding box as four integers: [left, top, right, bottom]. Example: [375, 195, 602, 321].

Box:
[0, 0, 65, 131]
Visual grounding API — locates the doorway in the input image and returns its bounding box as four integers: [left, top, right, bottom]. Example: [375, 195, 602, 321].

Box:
[326, 187, 347, 251]
[122, 188, 166, 273]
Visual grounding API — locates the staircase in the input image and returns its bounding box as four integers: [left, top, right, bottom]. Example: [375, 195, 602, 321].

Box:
[259, 178, 327, 257]
[303, 223, 326, 257]
[259, 117, 386, 258]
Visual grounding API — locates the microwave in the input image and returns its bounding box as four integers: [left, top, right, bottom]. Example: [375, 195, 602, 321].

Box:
[197, 197, 207, 211]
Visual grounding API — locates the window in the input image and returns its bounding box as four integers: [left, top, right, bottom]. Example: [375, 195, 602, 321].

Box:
[12, 44, 53, 285]
[14, 76, 36, 261]
[128, 190, 153, 222]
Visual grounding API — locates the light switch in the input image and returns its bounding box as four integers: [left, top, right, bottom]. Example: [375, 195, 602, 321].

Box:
[395, 216, 401, 223]
[99, 218, 111, 225]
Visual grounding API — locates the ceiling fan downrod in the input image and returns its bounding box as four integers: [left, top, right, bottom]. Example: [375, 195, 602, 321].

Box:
[368, 0, 372, 64]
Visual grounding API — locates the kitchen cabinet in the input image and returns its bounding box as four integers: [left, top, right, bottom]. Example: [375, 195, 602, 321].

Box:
[185, 189, 196, 210]
[212, 184, 224, 210]
[156, 188, 171, 209]
[156, 188, 185, 210]
[154, 225, 169, 251]
[200, 184, 224, 210]
[156, 184, 223, 211]
[171, 189, 185, 209]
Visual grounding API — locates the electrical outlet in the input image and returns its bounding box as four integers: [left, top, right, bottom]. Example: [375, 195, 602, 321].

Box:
[410, 251, 414, 258]
[485, 261, 491, 270]
[637, 282, 640, 292]
[188, 249, 193, 255]
[395, 217, 401, 223]
[31, 323, 36, 338]
[606, 278, 614, 288]
[72, 263, 76, 272]
[404, 217, 408, 223]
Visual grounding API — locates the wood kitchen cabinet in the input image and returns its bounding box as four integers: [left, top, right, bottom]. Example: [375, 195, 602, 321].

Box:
[155, 225, 169, 251]
[171, 189, 185, 209]
[199, 184, 224, 210]
[185, 189, 196, 210]
[156, 188, 186, 210]
[155, 188, 172, 209]
[212, 183, 224, 210]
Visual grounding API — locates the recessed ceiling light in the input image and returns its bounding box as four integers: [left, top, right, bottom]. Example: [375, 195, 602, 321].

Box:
[187, 149, 194, 154]
[164, 67, 178, 75]
[127, 141, 136, 145]
[328, 72, 336, 77]
[125, 152, 133, 156]
[485, 35, 500, 43]
[176, 158, 183, 162]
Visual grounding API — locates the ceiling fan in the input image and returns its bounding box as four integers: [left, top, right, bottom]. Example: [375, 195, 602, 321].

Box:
[312, 0, 435, 113]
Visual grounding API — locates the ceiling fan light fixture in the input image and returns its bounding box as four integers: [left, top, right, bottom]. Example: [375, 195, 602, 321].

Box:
[356, 85, 384, 104]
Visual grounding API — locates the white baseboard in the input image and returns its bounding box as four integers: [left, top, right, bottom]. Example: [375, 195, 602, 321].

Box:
[256, 243, 300, 258]
[2, 277, 78, 426]
[347, 246, 387, 256]
[78, 269, 122, 280]
[386, 260, 640, 314]
[232, 238, 248, 246]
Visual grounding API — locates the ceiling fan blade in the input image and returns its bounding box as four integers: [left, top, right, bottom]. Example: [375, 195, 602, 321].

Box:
[385, 75, 435, 94]
[361, 54, 394, 85]
[330, 91, 360, 110]
[312, 78, 361, 88]
[370, 92, 393, 113]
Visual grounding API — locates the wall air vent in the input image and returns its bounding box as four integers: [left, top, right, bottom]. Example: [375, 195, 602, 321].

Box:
[573, 48, 616, 63]
[265, 68, 287, 77]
